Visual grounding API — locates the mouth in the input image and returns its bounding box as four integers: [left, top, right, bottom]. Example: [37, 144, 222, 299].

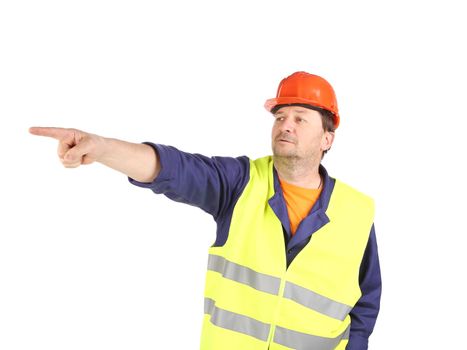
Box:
[277, 138, 295, 144]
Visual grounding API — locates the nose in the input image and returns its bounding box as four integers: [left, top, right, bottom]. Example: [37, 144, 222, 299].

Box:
[279, 117, 294, 133]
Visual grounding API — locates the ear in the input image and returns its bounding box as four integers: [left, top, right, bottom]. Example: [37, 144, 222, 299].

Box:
[321, 131, 335, 151]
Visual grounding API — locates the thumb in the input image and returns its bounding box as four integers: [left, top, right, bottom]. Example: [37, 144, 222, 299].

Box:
[61, 137, 95, 167]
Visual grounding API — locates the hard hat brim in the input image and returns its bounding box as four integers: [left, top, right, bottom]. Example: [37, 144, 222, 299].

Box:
[264, 97, 340, 128]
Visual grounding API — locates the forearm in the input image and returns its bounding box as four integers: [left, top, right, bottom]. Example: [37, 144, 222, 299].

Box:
[347, 224, 381, 349]
[99, 137, 160, 183]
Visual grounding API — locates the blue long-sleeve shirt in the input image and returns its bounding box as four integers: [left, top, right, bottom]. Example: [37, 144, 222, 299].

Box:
[129, 143, 381, 350]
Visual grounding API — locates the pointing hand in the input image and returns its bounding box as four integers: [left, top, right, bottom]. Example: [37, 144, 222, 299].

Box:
[29, 127, 106, 168]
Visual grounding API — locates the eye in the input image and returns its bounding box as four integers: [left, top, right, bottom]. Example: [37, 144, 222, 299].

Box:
[274, 116, 285, 122]
[296, 117, 305, 123]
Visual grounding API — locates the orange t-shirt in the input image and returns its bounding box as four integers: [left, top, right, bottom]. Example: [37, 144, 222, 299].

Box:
[279, 179, 322, 236]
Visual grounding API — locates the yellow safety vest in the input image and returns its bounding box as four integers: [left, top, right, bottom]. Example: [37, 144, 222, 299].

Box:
[201, 156, 374, 350]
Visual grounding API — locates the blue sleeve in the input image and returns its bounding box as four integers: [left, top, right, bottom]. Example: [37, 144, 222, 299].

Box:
[128, 143, 250, 220]
[346, 224, 382, 350]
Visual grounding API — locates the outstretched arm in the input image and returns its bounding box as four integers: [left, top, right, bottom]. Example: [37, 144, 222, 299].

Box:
[29, 127, 160, 183]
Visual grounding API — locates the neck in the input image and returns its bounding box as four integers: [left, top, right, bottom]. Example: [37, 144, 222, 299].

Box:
[273, 155, 322, 189]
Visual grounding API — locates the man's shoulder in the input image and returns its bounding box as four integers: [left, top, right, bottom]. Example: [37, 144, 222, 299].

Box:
[331, 178, 375, 215]
[334, 178, 373, 199]
[248, 155, 274, 178]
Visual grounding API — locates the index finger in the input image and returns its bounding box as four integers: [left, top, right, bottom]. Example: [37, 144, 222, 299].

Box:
[29, 127, 70, 140]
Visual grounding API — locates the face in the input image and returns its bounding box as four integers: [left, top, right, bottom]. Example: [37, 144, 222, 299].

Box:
[271, 106, 334, 162]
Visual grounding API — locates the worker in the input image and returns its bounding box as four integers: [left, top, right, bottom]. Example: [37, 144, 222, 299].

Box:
[29, 71, 381, 350]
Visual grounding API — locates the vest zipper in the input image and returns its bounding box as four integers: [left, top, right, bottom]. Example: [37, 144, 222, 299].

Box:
[266, 270, 287, 348]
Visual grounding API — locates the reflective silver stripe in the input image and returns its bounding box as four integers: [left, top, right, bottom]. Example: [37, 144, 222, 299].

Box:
[273, 324, 350, 350]
[208, 254, 281, 295]
[208, 255, 352, 321]
[204, 297, 270, 342]
[343, 325, 350, 339]
[283, 282, 352, 321]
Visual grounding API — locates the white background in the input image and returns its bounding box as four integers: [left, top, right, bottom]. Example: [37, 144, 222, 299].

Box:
[1, 0, 466, 348]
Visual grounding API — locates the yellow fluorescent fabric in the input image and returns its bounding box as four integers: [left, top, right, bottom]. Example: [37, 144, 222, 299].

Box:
[200, 156, 374, 350]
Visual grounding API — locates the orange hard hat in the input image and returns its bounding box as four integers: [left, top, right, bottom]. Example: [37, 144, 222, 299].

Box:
[264, 71, 340, 128]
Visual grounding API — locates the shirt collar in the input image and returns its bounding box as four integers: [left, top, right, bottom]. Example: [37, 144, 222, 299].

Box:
[268, 162, 336, 245]
[271, 163, 335, 212]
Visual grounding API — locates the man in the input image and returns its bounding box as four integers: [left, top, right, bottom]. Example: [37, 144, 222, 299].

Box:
[30, 71, 381, 350]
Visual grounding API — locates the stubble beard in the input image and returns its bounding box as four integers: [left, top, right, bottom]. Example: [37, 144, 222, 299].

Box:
[272, 143, 302, 171]
[272, 142, 319, 175]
